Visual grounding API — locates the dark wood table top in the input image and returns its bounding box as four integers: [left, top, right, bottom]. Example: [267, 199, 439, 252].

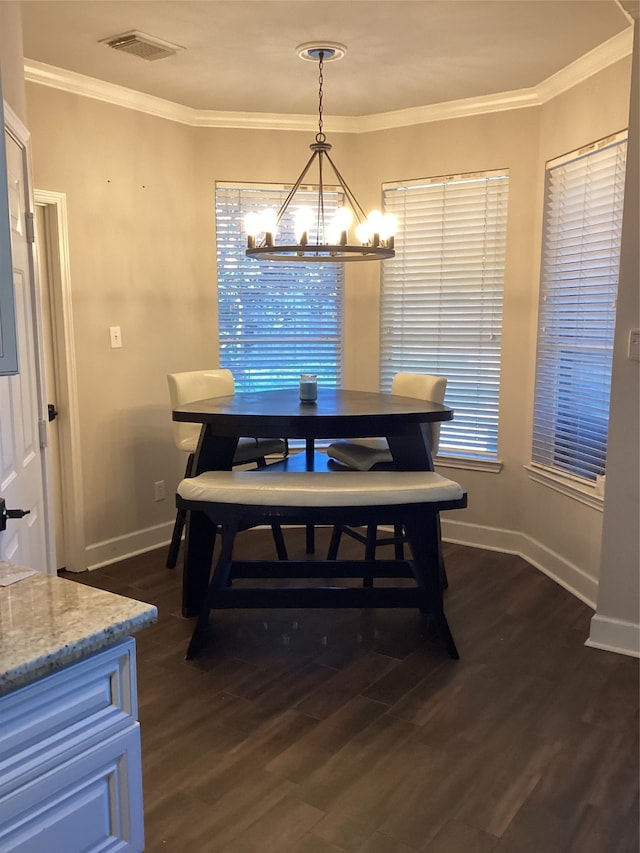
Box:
[173, 387, 453, 441]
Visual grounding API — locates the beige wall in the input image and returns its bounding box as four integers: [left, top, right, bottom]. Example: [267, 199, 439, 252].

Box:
[0, 1, 27, 121]
[24, 52, 635, 620]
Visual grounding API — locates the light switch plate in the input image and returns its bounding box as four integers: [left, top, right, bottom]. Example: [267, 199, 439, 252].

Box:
[629, 329, 640, 362]
[109, 326, 122, 349]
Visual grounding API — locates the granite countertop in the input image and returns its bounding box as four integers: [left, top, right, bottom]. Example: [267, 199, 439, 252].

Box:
[0, 572, 158, 696]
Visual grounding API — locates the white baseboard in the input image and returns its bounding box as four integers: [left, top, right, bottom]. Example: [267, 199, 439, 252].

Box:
[85, 521, 173, 570]
[586, 614, 640, 658]
[440, 518, 598, 607]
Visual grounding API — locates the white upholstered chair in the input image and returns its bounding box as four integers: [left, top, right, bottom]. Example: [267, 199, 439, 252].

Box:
[166, 369, 287, 568]
[326, 373, 447, 566]
[328, 373, 447, 472]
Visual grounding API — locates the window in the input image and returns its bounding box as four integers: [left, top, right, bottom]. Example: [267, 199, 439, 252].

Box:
[215, 184, 343, 391]
[532, 132, 627, 484]
[381, 170, 509, 460]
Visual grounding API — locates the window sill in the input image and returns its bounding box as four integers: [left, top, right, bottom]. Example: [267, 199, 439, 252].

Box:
[524, 463, 604, 511]
[436, 455, 503, 474]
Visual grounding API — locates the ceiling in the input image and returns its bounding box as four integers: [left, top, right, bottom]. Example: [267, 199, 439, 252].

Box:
[19, 1, 634, 119]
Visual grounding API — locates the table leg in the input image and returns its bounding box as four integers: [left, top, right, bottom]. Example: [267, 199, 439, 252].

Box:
[305, 438, 315, 554]
[386, 424, 434, 471]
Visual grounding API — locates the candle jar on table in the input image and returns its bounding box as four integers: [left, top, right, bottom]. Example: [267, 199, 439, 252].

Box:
[299, 374, 318, 403]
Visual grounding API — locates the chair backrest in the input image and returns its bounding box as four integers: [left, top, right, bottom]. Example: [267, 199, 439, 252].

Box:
[167, 369, 235, 453]
[391, 372, 447, 456]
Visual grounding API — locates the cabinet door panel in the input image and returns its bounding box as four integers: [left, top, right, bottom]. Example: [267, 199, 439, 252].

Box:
[0, 726, 144, 852]
[0, 640, 136, 794]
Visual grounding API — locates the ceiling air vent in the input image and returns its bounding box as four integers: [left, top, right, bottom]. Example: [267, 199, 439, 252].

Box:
[99, 31, 184, 61]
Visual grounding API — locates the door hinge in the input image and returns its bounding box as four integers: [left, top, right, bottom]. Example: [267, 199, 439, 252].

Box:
[38, 419, 48, 449]
[25, 211, 35, 244]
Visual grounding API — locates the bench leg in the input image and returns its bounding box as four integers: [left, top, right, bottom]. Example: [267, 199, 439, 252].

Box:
[404, 514, 459, 660]
[182, 509, 217, 618]
[186, 520, 238, 659]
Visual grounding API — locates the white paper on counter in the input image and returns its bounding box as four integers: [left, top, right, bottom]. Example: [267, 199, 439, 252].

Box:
[0, 561, 38, 587]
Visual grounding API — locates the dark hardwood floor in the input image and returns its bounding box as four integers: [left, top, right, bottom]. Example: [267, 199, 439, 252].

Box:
[61, 528, 639, 853]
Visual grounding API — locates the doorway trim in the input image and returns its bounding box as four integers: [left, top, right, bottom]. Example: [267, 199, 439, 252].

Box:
[3, 101, 55, 573]
[34, 189, 86, 572]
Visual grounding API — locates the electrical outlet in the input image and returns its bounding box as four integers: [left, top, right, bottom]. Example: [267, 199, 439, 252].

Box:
[153, 480, 165, 501]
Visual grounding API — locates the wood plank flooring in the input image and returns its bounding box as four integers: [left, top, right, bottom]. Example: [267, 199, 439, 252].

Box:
[61, 528, 639, 852]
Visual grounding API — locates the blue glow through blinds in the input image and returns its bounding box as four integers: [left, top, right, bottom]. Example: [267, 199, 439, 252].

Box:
[381, 171, 509, 459]
[215, 185, 344, 391]
[532, 133, 627, 482]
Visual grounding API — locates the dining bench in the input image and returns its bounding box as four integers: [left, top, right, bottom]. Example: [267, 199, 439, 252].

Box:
[176, 469, 467, 660]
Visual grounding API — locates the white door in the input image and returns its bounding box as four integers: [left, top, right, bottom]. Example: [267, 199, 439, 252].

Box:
[0, 118, 52, 573]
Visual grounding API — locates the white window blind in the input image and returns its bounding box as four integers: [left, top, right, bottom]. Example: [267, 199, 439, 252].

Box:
[532, 132, 627, 482]
[381, 171, 509, 459]
[215, 184, 343, 391]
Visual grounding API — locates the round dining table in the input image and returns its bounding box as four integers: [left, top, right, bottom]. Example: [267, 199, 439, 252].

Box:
[172, 387, 454, 617]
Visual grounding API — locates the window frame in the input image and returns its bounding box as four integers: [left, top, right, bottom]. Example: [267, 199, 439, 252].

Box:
[381, 169, 510, 468]
[528, 131, 628, 506]
[215, 181, 345, 394]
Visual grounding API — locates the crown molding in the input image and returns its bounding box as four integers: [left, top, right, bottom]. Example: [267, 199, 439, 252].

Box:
[24, 27, 633, 133]
[24, 60, 197, 125]
[536, 28, 633, 102]
[3, 101, 30, 142]
[356, 88, 541, 133]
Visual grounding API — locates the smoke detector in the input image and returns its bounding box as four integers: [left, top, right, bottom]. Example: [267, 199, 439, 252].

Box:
[99, 31, 184, 61]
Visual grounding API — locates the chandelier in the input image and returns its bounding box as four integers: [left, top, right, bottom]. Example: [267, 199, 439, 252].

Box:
[245, 42, 396, 263]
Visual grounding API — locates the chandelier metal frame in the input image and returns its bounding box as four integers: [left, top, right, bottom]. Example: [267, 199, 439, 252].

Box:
[245, 44, 396, 263]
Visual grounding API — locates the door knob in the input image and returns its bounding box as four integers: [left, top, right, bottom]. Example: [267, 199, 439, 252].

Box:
[48, 403, 58, 422]
[0, 498, 31, 532]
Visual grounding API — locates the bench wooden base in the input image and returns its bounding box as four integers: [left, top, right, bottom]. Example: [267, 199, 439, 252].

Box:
[177, 490, 466, 662]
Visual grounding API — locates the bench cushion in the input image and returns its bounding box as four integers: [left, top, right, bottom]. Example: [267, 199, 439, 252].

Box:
[177, 470, 464, 507]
